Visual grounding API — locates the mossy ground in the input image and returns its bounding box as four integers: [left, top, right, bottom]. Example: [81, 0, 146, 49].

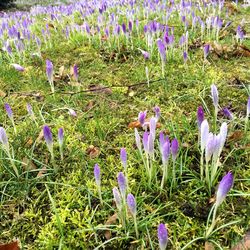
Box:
[0, 1, 250, 249]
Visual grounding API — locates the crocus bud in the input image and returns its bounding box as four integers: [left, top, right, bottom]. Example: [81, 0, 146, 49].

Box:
[46, 59, 53, 84]
[154, 106, 161, 121]
[68, 108, 77, 117]
[135, 128, 141, 151]
[0, 127, 9, 152]
[43, 125, 53, 158]
[11, 63, 25, 72]
[113, 187, 122, 210]
[4, 103, 13, 119]
[183, 51, 188, 63]
[27, 103, 34, 117]
[204, 44, 210, 58]
[94, 163, 101, 186]
[197, 106, 204, 129]
[149, 117, 156, 140]
[157, 39, 166, 62]
[247, 97, 250, 118]
[205, 133, 216, 163]
[58, 128, 64, 147]
[158, 223, 168, 250]
[148, 133, 154, 157]
[117, 172, 126, 198]
[73, 64, 78, 81]
[201, 119, 209, 152]
[218, 122, 227, 152]
[211, 84, 219, 108]
[216, 172, 233, 207]
[127, 193, 136, 216]
[222, 108, 233, 120]
[138, 111, 147, 127]
[120, 148, 127, 170]
[171, 138, 179, 161]
[162, 140, 170, 166]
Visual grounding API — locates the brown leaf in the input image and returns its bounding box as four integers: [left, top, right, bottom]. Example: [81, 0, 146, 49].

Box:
[84, 101, 95, 112]
[37, 166, 47, 177]
[128, 119, 161, 129]
[86, 145, 100, 159]
[233, 45, 250, 57]
[205, 241, 215, 250]
[104, 213, 118, 240]
[228, 131, 244, 142]
[0, 241, 20, 250]
[24, 138, 33, 147]
[231, 231, 250, 250]
[36, 129, 44, 144]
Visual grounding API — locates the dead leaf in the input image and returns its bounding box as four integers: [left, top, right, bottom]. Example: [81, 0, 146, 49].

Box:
[233, 45, 250, 57]
[228, 131, 244, 142]
[88, 84, 112, 95]
[104, 213, 118, 240]
[22, 157, 37, 171]
[231, 231, 250, 250]
[0, 240, 20, 250]
[37, 166, 47, 177]
[58, 66, 65, 78]
[84, 101, 95, 111]
[86, 145, 100, 159]
[25, 138, 33, 147]
[205, 241, 215, 250]
[36, 129, 44, 144]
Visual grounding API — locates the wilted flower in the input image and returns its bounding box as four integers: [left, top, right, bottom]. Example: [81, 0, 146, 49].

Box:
[197, 106, 205, 129]
[158, 223, 168, 250]
[120, 148, 127, 170]
[216, 172, 233, 206]
[117, 172, 126, 198]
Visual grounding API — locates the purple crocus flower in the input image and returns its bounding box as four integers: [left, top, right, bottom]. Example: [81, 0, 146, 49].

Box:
[127, 193, 136, 216]
[222, 108, 233, 120]
[94, 163, 101, 186]
[211, 84, 219, 108]
[158, 223, 168, 250]
[120, 148, 127, 170]
[10, 63, 25, 72]
[154, 106, 160, 121]
[204, 44, 210, 59]
[171, 138, 179, 161]
[205, 133, 216, 163]
[247, 97, 250, 118]
[58, 128, 64, 147]
[216, 172, 233, 206]
[148, 133, 154, 157]
[149, 117, 156, 140]
[117, 172, 126, 198]
[197, 106, 204, 129]
[157, 39, 166, 62]
[161, 140, 171, 165]
[113, 187, 122, 210]
[183, 51, 188, 63]
[201, 119, 209, 152]
[46, 59, 53, 84]
[0, 127, 9, 152]
[143, 131, 149, 153]
[4, 103, 13, 119]
[138, 111, 147, 127]
[73, 64, 78, 81]
[43, 125, 53, 159]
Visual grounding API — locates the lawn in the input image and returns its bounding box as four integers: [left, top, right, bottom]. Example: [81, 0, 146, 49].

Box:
[0, 0, 249, 249]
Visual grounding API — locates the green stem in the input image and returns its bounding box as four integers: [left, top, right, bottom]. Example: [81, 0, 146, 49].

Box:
[133, 215, 139, 239]
[206, 205, 218, 238]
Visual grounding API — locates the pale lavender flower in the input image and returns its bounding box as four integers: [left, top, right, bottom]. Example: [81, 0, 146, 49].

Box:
[0, 127, 9, 152]
[127, 193, 136, 216]
[10, 63, 25, 72]
[4, 103, 13, 119]
[158, 223, 168, 250]
[68, 108, 77, 117]
[149, 117, 156, 140]
[26, 103, 34, 117]
[139, 49, 150, 60]
[143, 131, 149, 153]
[135, 128, 141, 151]
[46, 59, 53, 84]
[117, 172, 126, 198]
[94, 163, 101, 186]
[43, 125, 53, 159]
[216, 172, 233, 206]
[159, 132, 169, 154]
[138, 111, 147, 127]
[148, 133, 154, 157]
[247, 97, 250, 118]
[171, 138, 179, 161]
[205, 133, 216, 163]
[218, 122, 227, 153]
[58, 128, 64, 147]
[183, 51, 188, 63]
[120, 148, 127, 170]
[113, 187, 122, 210]
[197, 106, 205, 129]
[154, 106, 160, 121]
[161, 140, 170, 165]
[204, 44, 210, 59]
[211, 84, 219, 108]
[201, 119, 209, 152]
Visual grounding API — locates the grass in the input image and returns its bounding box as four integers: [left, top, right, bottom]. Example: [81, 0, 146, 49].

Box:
[0, 0, 250, 249]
